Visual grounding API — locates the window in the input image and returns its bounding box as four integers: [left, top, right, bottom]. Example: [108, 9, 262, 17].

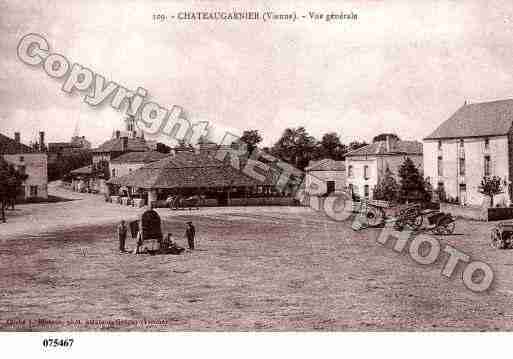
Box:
[30, 185, 38, 197]
[437, 156, 443, 176]
[112, 168, 116, 178]
[19, 156, 24, 162]
[438, 140, 442, 150]
[364, 165, 369, 180]
[484, 155, 491, 176]
[348, 165, 353, 178]
[348, 183, 353, 194]
[459, 157, 465, 176]
[364, 185, 369, 198]
[326, 181, 335, 194]
[459, 139, 464, 148]
[485, 138, 490, 149]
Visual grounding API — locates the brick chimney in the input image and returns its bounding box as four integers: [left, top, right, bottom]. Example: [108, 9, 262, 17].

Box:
[121, 136, 128, 152]
[14, 132, 20, 143]
[39, 131, 45, 151]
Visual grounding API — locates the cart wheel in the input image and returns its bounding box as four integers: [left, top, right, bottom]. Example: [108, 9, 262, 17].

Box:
[366, 207, 384, 227]
[407, 215, 423, 231]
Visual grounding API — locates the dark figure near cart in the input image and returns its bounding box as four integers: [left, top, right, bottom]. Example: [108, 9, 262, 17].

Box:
[117, 220, 128, 253]
[185, 221, 196, 250]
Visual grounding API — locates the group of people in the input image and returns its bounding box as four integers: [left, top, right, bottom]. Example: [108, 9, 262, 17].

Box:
[116, 219, 196, 255]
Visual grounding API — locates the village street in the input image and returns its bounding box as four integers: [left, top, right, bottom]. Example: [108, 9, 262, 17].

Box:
[1, 183, 513, 330]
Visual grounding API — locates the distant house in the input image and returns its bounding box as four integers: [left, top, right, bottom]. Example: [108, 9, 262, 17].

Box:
[91, 115, 170, 176]
[110, 151, 169, 179]
[92, 132, 150, 168]
[424, 99, 513, 206]
[304, 159, 346, 197]
[345, 135, 422, 200]
[0, 132, 48, 199]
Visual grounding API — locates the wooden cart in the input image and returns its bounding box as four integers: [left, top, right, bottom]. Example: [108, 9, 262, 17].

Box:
[491, 221, 513, 249]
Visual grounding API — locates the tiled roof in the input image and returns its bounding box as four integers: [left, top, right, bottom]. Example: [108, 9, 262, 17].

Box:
[110, 151, 169, 164]
[93, 137, 149, 153]
[424, 99, 513, 140]
[108, 152, 275, 189]
[0, 133, 34, 154]
[345, 140, 422, 157]
[70, 165, 93, 175]
[305, 159, 345, 172]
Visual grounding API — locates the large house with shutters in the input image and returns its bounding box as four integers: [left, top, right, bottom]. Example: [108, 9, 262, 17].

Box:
[0, 132, 48, 199]
[424, 99, 513, 207]
[345, 136, 423, 200]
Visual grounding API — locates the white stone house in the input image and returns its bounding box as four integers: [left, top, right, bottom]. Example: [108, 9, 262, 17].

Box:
[423, 99, 513, 206]
[0, 132, 48, 199]
[345, 136, 423, 200]
[304, 159, 346, 197]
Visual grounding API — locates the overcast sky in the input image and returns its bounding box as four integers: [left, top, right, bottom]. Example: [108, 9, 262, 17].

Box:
[2, 0, 513, 147]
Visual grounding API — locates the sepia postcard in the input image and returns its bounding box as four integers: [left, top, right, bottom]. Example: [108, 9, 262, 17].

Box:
[2, 1, 513, 351]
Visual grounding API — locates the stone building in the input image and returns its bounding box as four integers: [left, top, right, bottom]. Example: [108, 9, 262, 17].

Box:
[424, 99, 513, 206]
[345, 136, 423, 200]
[304, 159, 346, 197]
[0, 132, 48, 199]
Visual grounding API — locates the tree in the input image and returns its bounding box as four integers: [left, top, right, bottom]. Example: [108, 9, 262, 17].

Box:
[0, 157, 27, 223]
[398, 157, 430, 203]
[372, 133, 400, 143]
[239, 130, 263, 155]
[316, 132, 347, 161]
[47, 151, 93, 181]
[478, 176, 505, 207]
[271, 127, 317, 170]
[373, 166, 399, 203]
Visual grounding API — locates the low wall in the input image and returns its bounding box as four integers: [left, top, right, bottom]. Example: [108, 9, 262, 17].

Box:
[441, 202, 513, 221]
[440, 203, 486, 221]
[228, 197, 296, 206]
[151, 197, 296, 208]
[488, 207, 513, 221]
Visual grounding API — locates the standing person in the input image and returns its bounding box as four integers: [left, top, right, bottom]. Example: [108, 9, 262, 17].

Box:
[117, 220, 128, 253]
[185, 221, 196, 250]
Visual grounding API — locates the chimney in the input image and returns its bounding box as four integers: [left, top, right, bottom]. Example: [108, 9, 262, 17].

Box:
[115, 130, 121, 139]
[14, 132, 20, 143]
[39, 131, 45, 151]
[121, 136, 128, 152]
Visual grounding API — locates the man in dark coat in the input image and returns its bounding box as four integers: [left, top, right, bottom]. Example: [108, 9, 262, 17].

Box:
[185, 221, 196, 250]
[117, 220, 128, 253]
